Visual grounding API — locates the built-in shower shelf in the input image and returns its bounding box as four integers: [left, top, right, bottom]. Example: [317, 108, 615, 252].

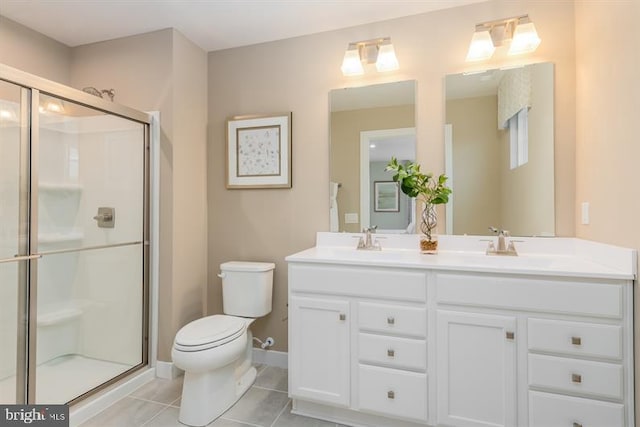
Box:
[38, 232, 84, 244]
[39, 183, 83, 193]
[37, 307, 82, 327]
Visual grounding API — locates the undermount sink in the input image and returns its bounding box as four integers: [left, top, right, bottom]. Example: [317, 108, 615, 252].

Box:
[440, 252, 557, 269]
[317, 247, 420, 262]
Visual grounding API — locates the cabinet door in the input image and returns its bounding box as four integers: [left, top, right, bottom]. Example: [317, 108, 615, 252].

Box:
[437, 310, 517, 427]
[290, 296, 350, 406]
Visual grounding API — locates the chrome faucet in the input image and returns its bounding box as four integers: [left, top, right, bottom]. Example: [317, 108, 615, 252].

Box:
[486, 226, 518, 256]
[357, 226, 382, 251]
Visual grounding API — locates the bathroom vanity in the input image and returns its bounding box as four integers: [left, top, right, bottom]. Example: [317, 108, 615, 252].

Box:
[286, 233, 636, 427]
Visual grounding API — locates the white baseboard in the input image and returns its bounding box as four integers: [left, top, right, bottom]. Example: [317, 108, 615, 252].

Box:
[252, 348, 288, 369]
[156, 360, 183, 379]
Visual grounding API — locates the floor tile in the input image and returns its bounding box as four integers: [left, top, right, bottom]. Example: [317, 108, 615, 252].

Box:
[272, 401, 337, 427]
[130, 376, 184, 404]
[222, 387, 290, 426]
[142, 407, 181, 427]
[211, 418, 261, 427]
[79, 396, 166, 427]
[254, 366, 288, 392]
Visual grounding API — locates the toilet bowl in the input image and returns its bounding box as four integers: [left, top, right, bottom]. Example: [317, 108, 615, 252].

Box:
[172, 261, 274, 427]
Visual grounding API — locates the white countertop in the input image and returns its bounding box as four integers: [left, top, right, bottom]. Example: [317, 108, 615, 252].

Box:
[286, 233, 637, 280]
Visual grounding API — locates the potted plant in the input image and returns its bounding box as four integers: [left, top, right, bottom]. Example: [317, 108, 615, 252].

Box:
[385, 157, 452, 253]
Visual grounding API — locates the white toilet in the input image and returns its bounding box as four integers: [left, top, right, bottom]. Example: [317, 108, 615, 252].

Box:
[172, 261, 274, 427]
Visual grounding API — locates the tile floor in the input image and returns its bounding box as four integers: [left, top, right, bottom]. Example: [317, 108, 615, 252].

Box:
[80, 365, 348, 427]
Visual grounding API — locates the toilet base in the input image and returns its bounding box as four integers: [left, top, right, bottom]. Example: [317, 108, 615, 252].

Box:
[177, 329, 256, 427]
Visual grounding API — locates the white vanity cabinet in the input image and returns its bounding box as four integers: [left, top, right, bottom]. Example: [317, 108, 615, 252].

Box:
[435, 271, 634, 427]
[288, 262, 430, 426]
[289, 296, 350, 406]
[287, 233, 635, 427]
[436, 310, 517, 427]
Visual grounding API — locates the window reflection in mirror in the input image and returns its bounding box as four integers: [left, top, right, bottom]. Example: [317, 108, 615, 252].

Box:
[445, 62, 555, 237]
[329, 81, 416, 233]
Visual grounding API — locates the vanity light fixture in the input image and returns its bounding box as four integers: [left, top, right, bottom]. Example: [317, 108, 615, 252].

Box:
[340, 37, 399, 76]
[465, 15, 541, 62]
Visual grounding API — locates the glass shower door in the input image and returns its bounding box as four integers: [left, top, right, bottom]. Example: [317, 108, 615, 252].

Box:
[0, 80, 29, 404]
[35, 93, 147, 403]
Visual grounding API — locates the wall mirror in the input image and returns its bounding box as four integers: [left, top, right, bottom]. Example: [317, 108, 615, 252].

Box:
[445, 62, 555, 237]
[329, 80, 416, 233]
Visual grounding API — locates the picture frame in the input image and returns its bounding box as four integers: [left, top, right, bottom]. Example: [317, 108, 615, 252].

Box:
[226, 113, 292, 189]
[374, 181, 399, 212]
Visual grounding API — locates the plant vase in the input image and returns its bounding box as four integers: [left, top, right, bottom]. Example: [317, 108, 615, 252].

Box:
[420, 203, 438, 254]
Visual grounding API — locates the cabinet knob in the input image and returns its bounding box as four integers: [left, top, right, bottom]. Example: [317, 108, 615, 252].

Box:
[387, 316, 395, 325]
[387, 349, 395, 357]
[571, 373, 582, 384]
[573, 423, 583, 427]
[339, 313, 346, 321]
[506, 331, 515, 340]
[571, 336, 582, 346]
[387, 390, 395, 399]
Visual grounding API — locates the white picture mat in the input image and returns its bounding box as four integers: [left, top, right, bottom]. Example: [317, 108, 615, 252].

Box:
[227, 114, 291, 188]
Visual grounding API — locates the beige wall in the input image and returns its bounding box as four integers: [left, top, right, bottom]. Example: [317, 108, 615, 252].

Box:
[447, 95, 501, 235]
[0, 16, 71, 84]
[171, 31, 209, 332]
[207, 0, 577, 351]
[574, 0, 640, 411]
[330, 105, 415, 232]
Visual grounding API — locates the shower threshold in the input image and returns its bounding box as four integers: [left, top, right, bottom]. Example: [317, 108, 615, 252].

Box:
[0, 354, 132, 404]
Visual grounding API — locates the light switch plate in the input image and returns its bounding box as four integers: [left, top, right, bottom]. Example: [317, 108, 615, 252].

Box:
[581, 202, 589, 225]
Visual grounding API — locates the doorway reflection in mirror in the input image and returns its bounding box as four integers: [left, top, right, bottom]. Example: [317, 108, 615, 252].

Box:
[330, 80, 416, 233]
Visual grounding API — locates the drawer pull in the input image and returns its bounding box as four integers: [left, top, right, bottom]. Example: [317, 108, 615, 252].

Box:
[387, 316, 395, 325]
[571, 373, 582, 383]
[506, 331, 515, 340]
[571, 336, 582, 346]
[387, 349, 395, 357]
[339, 313, 346, 321]
[387, 390, 395, 399]
[573, 423, 583, 427]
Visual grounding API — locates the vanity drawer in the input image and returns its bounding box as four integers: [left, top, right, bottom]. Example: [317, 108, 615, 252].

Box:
[358, 302, 426, 338]
[357, 364, 427, 422]
[289, 264, 426, 302]
[529, 391, 624, 427]
[528, 318, 622, 359]
[358, 333, 426, 371]
[436, 273, 623, 318]
[528, 354, 623, 400]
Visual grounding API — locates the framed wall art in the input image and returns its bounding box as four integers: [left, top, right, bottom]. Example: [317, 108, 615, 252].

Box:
[374, 181, 399, 212]
[226, 113, 292, 189]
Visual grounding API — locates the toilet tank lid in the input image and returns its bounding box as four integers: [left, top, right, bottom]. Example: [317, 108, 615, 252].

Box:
[220, 261, 275, 272]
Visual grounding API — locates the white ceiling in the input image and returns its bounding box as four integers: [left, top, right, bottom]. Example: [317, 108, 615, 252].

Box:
[0, 0, 487, 52]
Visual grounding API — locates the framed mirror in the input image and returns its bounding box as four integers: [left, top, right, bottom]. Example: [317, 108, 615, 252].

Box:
[329, 80, 416, 233]
[445, 62, 555, 237]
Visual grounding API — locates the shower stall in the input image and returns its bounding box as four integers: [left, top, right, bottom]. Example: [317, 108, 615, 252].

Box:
[0, 65, 151, 405]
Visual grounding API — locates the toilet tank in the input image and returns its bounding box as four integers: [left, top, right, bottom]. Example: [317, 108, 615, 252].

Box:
[220, 261, 275, 317]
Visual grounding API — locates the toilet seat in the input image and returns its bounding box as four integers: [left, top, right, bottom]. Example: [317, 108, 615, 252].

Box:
[174, 315, 246, 352]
